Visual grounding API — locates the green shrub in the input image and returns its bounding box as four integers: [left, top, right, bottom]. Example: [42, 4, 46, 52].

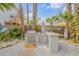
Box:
[0, 27, 23, 42]
[9, 27, 23, 39]
[72, 39, 77, 43]
[35, 26, 41, 32]
[0, 31, 12, 41]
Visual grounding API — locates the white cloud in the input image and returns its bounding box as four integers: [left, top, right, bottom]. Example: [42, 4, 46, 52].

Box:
[46, 3, 64, 9]
[24, 12, 33, 25]
[29, 12, 32, 17]
[62, 6, 66, 12]
[25, 12, 32, 18]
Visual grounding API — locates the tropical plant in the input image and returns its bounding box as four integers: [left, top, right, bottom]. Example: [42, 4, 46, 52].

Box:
[35, 25, 41, 32]
[73, 4, 79, 29]
[0, 3, 16, 11]
[59, 3, 73, 39]
[62, 12, 74, 20]
[46, 16, 59, 25]
[0, 27, 23, 42]
[72, 39, 78, 43]
[9, 27, 23, 39]
[28, 18, 40, 30]
[61, 12, 74, 39]
[46, 18, 52, 26]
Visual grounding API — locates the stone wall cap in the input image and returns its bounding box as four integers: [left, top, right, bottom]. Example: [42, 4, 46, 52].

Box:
[45, 32, 60, 36]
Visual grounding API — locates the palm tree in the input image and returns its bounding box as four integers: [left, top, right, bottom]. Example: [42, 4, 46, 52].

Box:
[70, 4, 79, 40]
[73, 4, 79, 26]
[0, 3, 16, 11]
[62, 11, 74, 38]
[46, 18, 52, 25]
[28, 18, 40, 30]
[74, 4, 79, 16]
[73, 3, 79, 38]
[29, 18, 40, 27]
[66, 3, 71, 27]
[32, 3, 37, 30]
[61, 3, 72, 39]
[46, 16, 59, 26]
[0, 3, 16, 35]
[18, 3, 25, 38]
[26, 3, 29, 31]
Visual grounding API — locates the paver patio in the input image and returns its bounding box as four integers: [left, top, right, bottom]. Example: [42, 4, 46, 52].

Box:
[0, 39, 79, 56]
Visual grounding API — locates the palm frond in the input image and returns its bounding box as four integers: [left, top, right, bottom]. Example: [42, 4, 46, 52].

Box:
[0, 3, 16, 12]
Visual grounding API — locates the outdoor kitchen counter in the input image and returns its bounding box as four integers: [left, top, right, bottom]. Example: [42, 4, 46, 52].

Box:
[45, 32, 59, 53]
[45, 32, 60, 36]
[25, 31, 59, 53]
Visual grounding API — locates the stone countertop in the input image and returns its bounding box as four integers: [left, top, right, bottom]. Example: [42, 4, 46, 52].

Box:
[45, 32, 60, 36]
[27, 31, 36, 33]
[25, 31, 61, 37]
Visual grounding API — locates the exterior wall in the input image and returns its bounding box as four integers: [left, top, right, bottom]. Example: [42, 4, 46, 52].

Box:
[4, 16, 22, 29]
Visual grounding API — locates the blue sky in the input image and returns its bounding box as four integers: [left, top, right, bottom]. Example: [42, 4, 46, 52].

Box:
[16, 3, 66, 24]
[16, 3, 66, 18]
[0, 3, 67, 24]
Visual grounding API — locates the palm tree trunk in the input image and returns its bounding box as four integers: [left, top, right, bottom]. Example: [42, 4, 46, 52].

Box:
[26, 3, 29, 31]
[19, 3, 25, 38]
[66, 21, 70, 39]
[66, 3, 71, 39]
[32, 3, 37, 30]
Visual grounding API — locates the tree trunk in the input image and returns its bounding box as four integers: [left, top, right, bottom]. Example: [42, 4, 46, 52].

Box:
[66, 21, 71, 39]
[19, 3, 25, 38]
[66, 3, 71, 40]
[26, 3, 29, 32]
[32, 3, 37, 30]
